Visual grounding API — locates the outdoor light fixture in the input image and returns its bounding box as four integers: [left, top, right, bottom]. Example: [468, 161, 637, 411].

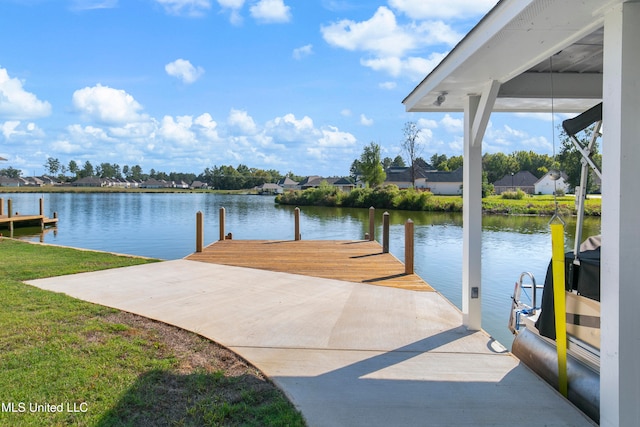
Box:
[433, 92, 447, 106]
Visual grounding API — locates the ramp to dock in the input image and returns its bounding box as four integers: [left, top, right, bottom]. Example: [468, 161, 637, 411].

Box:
[27, 251, 596, 426]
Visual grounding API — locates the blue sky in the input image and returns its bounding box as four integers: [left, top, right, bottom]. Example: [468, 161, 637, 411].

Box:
[0, 0, 558, 177]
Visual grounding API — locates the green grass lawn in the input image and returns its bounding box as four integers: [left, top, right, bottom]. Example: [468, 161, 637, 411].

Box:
[0, 239, 305, 426]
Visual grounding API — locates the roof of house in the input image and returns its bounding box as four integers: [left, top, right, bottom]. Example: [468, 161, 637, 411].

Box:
[424, 168, 463, 183]
[333, 177, 355, 186]
[493, 171, 538, 187]
[277, 177, 298, 186]
[534, 171, 569, 184]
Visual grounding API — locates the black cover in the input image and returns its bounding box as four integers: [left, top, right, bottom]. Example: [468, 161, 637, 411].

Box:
[535, 247, 601, 340]
[562, 102, 602, 136]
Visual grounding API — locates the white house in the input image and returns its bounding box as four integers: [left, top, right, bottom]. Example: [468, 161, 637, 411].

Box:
[534, 171, 570, 195]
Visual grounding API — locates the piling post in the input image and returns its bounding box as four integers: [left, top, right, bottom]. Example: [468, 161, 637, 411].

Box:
[405, 219, 414, 274]
[0, 198, 4, 216]
[294, 207, 301, 240]
[383, 212, 390, 253]
[369, 207, 375, 241]
[219, 207, 226, 241]
[40, 198, 45, 230]
[196, 211, 204, 252]
[8, 199, 13, 218]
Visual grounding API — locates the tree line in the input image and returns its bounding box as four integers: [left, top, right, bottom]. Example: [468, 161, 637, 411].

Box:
[353, 121, 601, 193]
[0, 158, 306, 191]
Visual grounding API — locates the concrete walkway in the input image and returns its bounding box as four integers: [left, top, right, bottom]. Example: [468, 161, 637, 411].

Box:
[27, 260, 595, 426]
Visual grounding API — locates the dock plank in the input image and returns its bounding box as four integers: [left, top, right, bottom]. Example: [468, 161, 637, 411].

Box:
[187, 239, 434, 291]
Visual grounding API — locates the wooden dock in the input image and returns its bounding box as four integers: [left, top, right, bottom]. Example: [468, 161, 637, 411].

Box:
[187, 239, 434, 291]
[0, 214, 58, 229]
[0, 197, 58, 232]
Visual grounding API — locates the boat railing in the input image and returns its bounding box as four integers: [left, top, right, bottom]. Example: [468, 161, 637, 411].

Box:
[509, 272, 545, 334]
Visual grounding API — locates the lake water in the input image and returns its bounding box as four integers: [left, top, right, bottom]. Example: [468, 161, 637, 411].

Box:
[2, 192, 601, 349]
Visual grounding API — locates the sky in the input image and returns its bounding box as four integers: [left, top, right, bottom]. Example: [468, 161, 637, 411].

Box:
[0, 0, 561, 178]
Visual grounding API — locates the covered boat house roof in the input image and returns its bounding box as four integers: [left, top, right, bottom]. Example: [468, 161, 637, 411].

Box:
[403, 1, 640, 425]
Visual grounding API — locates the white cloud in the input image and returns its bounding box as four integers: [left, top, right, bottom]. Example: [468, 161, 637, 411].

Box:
[0, 68, 52, 120]
[321, 7, 415, 57]
[159, 115, 196, 144]
[441, 114, 463, 133]
[71, 0, 118, 10]
[318, 125, 356, 147]
[250, 0, 291, 23]
[389, 0, 496, 20]
[340, 109, 352, 117]
[165, 59, 205, 84]
[1, 121, 44, 145]
[72, 84, 147, 124]
[227, 109, 258, 134]
[155, 0, 211, 17]
[360, 114, 373, 126]
[193, 113, 220, 140]
[293, 44, 313, 60]
[321, 7, 460, 81]
[417, 117, 438, 129]
[379, 81, 397, 90]
[266, 113, 317, 142]
[217, 0, 245, 24]
[2, 121, 21, 139]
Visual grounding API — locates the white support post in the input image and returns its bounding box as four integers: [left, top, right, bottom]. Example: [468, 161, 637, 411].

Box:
[601, 4, 640, 426]
[462, 82, 498, 332]
[462, 95, 483, 331]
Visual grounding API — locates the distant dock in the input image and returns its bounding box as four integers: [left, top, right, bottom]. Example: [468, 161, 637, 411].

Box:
[0, 197, 58, 233]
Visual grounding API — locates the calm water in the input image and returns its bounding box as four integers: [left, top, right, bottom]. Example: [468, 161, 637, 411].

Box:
[2, 192, 601, 349]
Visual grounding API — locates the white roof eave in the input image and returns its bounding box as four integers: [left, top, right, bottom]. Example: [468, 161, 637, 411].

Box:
[403, 0, 617, 114]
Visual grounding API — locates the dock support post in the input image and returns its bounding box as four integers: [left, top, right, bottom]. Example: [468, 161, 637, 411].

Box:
[294, 207, 301, 240]
[219, 207, 225, 241]
[40, 198, 45, 230]
[368, 207, 375, 241]
[8, 199, 13, 218]
[405, 219, 414, 274]
[196, 211, 204, 252]
[382, 212, 390, 253]
[0, 198, 4, 216]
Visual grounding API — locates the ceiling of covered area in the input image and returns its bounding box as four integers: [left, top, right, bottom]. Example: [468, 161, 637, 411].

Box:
[403, 0, 618, 113]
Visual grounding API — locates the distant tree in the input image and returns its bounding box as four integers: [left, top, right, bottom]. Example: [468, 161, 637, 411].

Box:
[130, 165, 143, 180]
[401, 122, 423, 186]
[98, 162, 118, 178]
[44, 157, 61, 176]
[382, 157, 393, 170]
[482, 152, 518, 184]
[80, 161, 94, 178]
[68, 160, 79, 178]
[349, 159, 362, 181]
[512, 150, 555, 179]
[430, 153, 449, 171]
[447, 155, 463, 171]
[391, 155, 406, 167]
[0, 166, 22, 178]
[359, 142, 386, 188]
[557, 126, 601, 192]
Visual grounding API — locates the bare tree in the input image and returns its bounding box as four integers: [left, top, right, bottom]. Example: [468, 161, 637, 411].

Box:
[401, 122, 423, 187]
